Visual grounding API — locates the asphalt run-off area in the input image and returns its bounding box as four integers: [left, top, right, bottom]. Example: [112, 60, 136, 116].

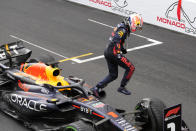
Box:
[0, 0, 195, 130]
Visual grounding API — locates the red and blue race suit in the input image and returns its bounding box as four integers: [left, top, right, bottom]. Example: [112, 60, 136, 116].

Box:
[97, 22, 135, 88]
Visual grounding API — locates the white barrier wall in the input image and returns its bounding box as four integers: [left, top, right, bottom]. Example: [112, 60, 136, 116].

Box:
[68, 0, 196, 37]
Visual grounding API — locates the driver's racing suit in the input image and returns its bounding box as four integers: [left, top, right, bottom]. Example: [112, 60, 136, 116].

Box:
[94, 22, 135, 95]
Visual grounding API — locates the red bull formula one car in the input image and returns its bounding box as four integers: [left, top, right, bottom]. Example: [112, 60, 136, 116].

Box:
[0, 41, 189, 131]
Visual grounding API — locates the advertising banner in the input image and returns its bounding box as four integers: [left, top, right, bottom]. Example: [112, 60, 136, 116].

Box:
[155, 0, 196, 37]
[68, 0, 137, 17]
[68, 0, 196, 37]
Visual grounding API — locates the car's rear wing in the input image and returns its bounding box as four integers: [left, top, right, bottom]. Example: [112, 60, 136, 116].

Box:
[0, 41, 32, 64]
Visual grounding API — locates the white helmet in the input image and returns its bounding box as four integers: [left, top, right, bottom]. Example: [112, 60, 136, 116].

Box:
[126, 13, 143, 32]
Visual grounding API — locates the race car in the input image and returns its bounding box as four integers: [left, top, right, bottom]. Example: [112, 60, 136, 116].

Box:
[0, 41, 189, 131]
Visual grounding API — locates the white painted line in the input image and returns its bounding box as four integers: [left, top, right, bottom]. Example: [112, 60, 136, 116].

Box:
[74, 18, 163, 63]
[10, 35, 81, 63]
[10, 35, 68, 59]
[10, 19, 163, 64]
[88, 19, 115, 29]
[127, 39, 162, 52]
[76, 40, 162, 63]
[88, 19, 155, 40]
[77, 55, 104, 63]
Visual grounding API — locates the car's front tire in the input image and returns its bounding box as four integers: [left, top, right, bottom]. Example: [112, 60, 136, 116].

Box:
[62, 120, 95, 131]
[134, 98, 166, 131]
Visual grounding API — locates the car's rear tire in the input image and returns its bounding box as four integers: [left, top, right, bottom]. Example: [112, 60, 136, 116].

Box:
[29, 54, 58, 67]
[38, 54, 56, 64]
[135, 98, 166, 131]
[62, 120, 95, 131]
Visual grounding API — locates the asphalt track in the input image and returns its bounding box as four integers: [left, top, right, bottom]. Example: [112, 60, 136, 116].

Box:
[0, 0, 196, 130]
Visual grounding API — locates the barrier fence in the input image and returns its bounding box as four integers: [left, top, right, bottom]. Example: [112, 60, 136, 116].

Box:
[68, 0, 196, 37]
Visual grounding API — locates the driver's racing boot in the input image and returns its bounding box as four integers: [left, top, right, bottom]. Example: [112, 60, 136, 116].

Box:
[90, 84, 104, 98]
[90, 86, 100, 98]
[117, 86, 131, 95]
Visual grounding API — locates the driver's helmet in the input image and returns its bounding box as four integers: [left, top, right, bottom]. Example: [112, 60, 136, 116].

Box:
[125, 13, 143, 32]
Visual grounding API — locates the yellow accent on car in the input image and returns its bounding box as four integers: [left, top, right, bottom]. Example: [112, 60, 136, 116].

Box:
[58, 88, 71, 91]
[35, 65, 70, 88]
[51, 99, 58, 102]
[5, 44, 11, 55]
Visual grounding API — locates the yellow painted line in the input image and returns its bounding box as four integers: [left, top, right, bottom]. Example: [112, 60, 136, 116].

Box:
[58, 53, 93, 63]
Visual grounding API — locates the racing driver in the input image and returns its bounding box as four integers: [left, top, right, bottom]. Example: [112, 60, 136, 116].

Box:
[91, 13, 143, 97]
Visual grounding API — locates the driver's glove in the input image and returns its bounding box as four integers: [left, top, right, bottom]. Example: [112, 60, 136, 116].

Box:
[121, 48, 127, 54]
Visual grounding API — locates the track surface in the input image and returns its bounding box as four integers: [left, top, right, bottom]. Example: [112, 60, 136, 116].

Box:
[0, 0, 196, 130]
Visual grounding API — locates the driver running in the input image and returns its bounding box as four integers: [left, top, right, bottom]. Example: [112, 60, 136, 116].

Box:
[91, 13, 143, 97]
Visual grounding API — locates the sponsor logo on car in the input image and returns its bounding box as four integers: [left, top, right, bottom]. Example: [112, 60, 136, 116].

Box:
[80, 106, 93, 114]
[72, 104, 105, 118]
[41, 88, 50, 94]
[165, 106, 180, 119]
[92, 101, 105, 108]
[164, 104, 182, 131]
[10, 94, 47, 112]
[18, 80, 30, 92]
[116, 118, 136, 131]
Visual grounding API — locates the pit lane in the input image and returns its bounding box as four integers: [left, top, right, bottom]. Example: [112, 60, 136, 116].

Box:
[0, 0, 196, 130]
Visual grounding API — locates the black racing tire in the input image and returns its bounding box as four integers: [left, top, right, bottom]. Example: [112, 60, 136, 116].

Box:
[38, 54, 56, 64]
[148, 98, 166, 131]
[62, 120, 96, 131]
[134, 98, 166, 131]
[30, 54, 58, 67]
